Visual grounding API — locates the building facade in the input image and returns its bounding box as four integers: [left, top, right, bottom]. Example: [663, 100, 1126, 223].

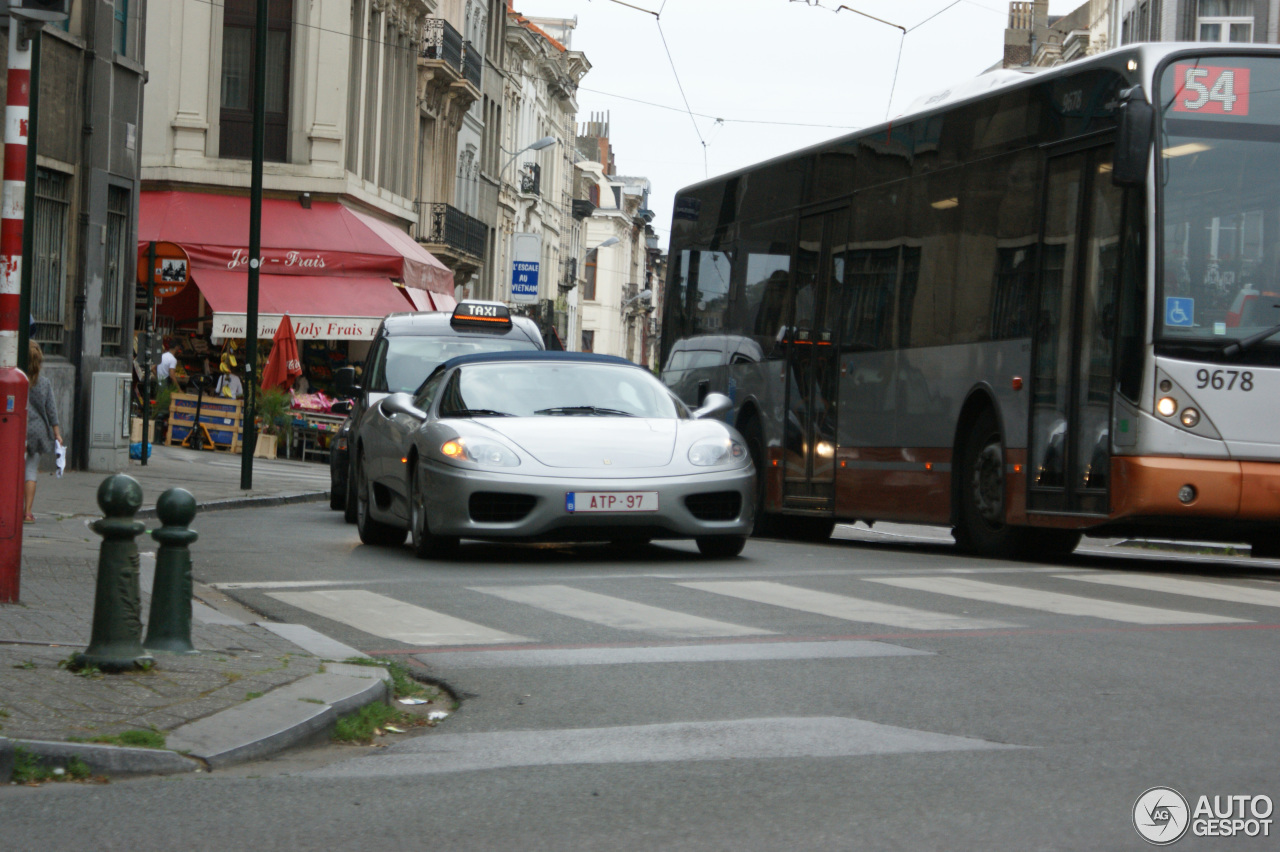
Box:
[7, 1, 147, 470]
[490, 5, 587, 348]
[1005, 0, 1280, 71]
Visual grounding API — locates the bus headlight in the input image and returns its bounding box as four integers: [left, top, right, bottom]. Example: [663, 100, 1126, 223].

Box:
[1157, 396, 1177, 417]
[1180, 408, 1200, 428]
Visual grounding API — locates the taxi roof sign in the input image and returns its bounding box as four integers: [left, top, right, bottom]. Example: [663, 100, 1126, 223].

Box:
[452, 300, 512, 327]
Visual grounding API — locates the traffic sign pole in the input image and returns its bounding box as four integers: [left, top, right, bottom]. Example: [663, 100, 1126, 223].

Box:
[140, 242, 156, 466]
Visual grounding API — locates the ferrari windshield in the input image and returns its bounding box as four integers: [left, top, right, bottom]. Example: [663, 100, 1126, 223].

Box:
[440, 362, 683, 419]
[1159, 55, 1280, 353]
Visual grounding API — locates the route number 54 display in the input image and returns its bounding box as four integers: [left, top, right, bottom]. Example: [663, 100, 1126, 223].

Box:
[1174, 64, 1250, 116]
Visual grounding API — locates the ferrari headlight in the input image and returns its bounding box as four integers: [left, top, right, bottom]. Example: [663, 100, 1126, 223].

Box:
[688, 437, 747, 467]
[439, 437, 520, 467]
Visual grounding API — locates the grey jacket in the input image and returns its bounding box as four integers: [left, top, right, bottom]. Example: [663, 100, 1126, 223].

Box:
[26, 376, 59, 455]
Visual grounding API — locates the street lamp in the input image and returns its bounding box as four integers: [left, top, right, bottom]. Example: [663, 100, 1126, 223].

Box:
[587, 236, 619, 255]
[622, 289, 653, 313]
[501, 135, 556, 177]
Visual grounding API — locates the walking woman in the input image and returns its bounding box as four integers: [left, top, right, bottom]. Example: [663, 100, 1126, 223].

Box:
[24, 341, 62, 523]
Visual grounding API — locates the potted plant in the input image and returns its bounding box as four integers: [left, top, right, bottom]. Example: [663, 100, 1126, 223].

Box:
[254, 386, 291, 459]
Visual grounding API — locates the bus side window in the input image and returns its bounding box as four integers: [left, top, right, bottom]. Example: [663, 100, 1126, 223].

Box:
[739, 215, 795, 351]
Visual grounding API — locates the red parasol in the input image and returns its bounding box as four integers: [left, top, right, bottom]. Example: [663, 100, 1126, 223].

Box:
[261, 314, 303, 391]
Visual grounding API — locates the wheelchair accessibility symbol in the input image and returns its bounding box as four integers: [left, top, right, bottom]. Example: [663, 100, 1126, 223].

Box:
[1165, 297, 1195, 327]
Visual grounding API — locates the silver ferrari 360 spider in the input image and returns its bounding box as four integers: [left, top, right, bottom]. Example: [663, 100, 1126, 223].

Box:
[352, 351, 755, 558]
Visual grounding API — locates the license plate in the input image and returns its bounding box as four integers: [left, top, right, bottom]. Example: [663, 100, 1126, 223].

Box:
[566, 491, 658, 513]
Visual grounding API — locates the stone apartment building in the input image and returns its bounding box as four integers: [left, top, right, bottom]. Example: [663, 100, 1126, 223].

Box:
[4, 1, 147, 470]
[1004, 0, 1280, 70]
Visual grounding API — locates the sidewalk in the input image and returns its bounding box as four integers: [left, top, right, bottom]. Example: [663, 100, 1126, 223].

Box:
[0, 444, 388, 779]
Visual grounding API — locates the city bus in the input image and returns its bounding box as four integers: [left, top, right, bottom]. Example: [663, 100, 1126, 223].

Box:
[660, 43, 1280, 559]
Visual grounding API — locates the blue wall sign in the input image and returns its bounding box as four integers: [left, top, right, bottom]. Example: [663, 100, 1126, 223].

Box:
[511, 261, 540, 302]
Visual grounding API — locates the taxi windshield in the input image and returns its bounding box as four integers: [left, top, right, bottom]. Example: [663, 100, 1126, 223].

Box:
[1159, 55, 1280, 356]
[440, 362, 682, 419]
[383, 337, 538, 393]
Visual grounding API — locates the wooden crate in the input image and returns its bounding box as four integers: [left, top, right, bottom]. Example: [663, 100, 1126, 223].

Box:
[166, 392, 244, 453]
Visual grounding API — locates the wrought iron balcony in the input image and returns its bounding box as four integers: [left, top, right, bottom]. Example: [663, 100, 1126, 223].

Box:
[422, 19, 463, 71]
[462, 41, 482, 88]
[414, 202, 487, 262]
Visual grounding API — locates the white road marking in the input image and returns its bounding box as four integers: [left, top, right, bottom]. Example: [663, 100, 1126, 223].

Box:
[215, 580, 380, 590]
[678, 580, 1018, 630]
[308, 716, 1021, 777]
[866, 576, 1248, 625]
[1061, 573, 1280, 608]
[267, 589, 527, 645]
[417, 639, 929, 668]
[472, 584, 772, 638]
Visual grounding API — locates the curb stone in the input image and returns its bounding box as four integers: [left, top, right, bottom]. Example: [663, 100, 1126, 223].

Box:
[1, 737, 200, 778]
[2, 664, 391, 780]
[136, 490, 329, 520]
[165, 663, 391, 769]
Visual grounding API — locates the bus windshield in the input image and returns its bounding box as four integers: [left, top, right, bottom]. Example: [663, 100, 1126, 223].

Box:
[1159, 55, 1280, 352]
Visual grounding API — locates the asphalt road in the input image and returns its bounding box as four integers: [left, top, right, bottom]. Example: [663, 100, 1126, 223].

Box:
[4, 504, 1280, 851]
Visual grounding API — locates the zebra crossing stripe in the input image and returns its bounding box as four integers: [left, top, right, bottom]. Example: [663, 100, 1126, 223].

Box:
[1060, 573, 1280, 608]
[267, 589, 528, 646]
[416, 640, 929, 669]
[308, 717, 1021, 778]
[471, 584, 773, 638]
[866, 576, 1248, 625]
[678, 580, 1019, 630]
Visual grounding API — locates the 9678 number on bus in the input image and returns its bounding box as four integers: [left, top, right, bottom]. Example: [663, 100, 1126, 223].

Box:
[1197, 369, 1253, 391]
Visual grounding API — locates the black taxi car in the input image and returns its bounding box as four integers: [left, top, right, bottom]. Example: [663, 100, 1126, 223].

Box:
[329, 301, 544, 521]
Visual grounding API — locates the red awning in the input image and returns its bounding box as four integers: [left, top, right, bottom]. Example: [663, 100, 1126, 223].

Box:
[139, 191, 455, 297]
[193, 268, 415, 341]
[399, 285, 437, 312]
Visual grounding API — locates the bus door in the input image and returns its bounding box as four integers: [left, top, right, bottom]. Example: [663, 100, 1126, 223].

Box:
[782, 207, 849, 512]
[1028, 145, 1123, 515]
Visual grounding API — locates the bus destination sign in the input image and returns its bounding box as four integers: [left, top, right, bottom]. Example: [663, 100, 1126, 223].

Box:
[1172, 64, 1250, 116]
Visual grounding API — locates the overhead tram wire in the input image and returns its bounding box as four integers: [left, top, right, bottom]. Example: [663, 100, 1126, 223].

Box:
[655, 20, 709, 179]
[802, 1, 975, 121]
[576, 85, 860, 130]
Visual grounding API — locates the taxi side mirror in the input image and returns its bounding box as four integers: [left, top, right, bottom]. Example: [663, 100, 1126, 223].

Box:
[334, 366, 359, 396]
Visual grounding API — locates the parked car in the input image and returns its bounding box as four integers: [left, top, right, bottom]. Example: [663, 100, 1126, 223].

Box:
[329, 301, 544, 521]
[353, 351, 756, 558]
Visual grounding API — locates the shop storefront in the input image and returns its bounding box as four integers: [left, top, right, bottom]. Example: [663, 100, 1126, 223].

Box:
[138, 191, 456, 456]
[139, 191, 456, 382]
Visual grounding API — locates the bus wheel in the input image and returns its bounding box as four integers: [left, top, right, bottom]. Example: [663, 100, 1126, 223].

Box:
[1026, 528, 1082, 560]
[1251, 537, 1280, 559]
[955, 408, 1029, 558]
[742, 419, 780, 537]
[781, 516, 835, 542]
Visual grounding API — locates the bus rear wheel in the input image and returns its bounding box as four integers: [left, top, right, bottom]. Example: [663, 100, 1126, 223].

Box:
[1251, 537, 1280, 559]
[955, 408, 1033, 559]
[780, 516, 835, 542]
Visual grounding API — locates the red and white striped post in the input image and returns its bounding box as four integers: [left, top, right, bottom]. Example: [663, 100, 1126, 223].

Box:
[0, 15, 34, 602]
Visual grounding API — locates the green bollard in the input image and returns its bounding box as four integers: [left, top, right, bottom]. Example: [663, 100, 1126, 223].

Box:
[144, 489, 199, 654]
[74, 475, 153, 672]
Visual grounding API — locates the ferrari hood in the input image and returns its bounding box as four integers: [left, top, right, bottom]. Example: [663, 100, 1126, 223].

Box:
[477, 418, 678, 468]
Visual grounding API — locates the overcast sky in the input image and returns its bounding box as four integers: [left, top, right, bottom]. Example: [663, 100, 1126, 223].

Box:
[514, 0, 1081, 244]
